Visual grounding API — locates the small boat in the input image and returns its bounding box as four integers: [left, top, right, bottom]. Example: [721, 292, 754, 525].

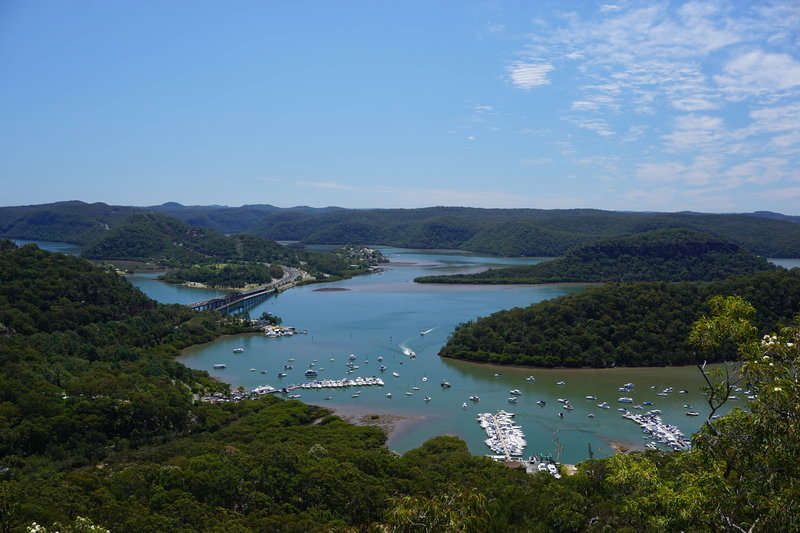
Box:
[585, 395, 596, 400]
[277, 372, 287, 377]
[284, 365, 293, 369]
[679, 390, 689, 394]
[507, 397, 518, 403]
[623, 382, 634, 388]
[440, 380, 451, 388]
[349, 354, 357, 360]
[386, 393, 392, 398]
[462, 402, 467, 409]
[249, 368, 256, 372]
[526, 376, 536, 382]
[424, 396, 431, 402]
[379, 365, 387, 372]
[686, 412, 700, 416]
[422, 376, 428, 382]
[352, 394, 360, 398]
[406, 392, 413, 396]
[412, 386, 420, 391]
[643, 401, 654, 406]
[618, 397, 633, 403]
[556, 381, 566, 385]
[377, 356, 383, 362]
[587, 413, 595, 418]
[557, 398, 567, 403]
[563, 404, 573, 410]
[305, 369, 318, 377]
[288, 394, 301, 399]
[324, 396, 332, 400]
[260, 370, 268, 374]
[645, 442, 658, 450]
[288, 358, 295, 362]
[392, 372, 400, 377]
[233, 348, 244, 353]
[597, 402, 610, 408]
[469, 395, 480, 401]
[494, 373, 502, 377]
[213, 363, 226, 369]
[509, 389, 522, 395]
[536, 400, 546, 406]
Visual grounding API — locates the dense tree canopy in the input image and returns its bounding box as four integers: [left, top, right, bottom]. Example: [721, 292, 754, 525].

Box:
[440, 268, 800, 368]
[417, 228, 776, 284]
[1, 241, 799, 531]
[4, 201, 800, 257]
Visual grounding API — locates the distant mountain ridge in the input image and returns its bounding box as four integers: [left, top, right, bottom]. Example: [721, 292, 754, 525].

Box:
[1, 201, 800, 257]
[416, 228, 777, 284]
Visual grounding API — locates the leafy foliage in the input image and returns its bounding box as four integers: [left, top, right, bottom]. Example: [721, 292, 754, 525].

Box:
[440, 268, 800, 367]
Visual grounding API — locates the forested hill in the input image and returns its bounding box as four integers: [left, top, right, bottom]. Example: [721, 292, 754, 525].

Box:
[2, 240, 799, 532]
[439, 268, 800, 368]
[416, 228, 776, 284]
[4, 201, 800, 257]
[81, 212, 297, 266]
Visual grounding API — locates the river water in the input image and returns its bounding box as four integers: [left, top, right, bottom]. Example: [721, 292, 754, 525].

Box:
[133, 247, 783, 464]
[20, 239, 799, 463]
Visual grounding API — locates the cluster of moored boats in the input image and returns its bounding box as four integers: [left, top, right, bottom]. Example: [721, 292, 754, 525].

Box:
[477, 411, 527, 457]
[622, 409, 691, 451]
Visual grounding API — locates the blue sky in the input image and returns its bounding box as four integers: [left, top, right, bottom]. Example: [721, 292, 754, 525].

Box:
[2, 1, 800, 214]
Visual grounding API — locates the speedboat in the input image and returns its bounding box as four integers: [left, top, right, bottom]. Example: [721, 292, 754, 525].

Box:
[406, 392, 413, 396]
[277, 372, 287, 377]
[536, 400, 546, 406]
[213, 364, 226, 369]
[392, 372, 400, 377]
[379, 365, 387, 372]
[424, 396, 431, 402]
[556, 381, 566, 385]
[412, 386, 420, 391]
[469, 395, 480, 401]
[508, 397, 518, 403]
[249, 368, 256, 372]
[526, 376, 536, 382]
[305, 369, 318, 377]
[260, 370, 268, 374]
[233, 348, 244, 353]
[597, 402, 609, 408]
[440, 380, 451, 388]
[386, 393, 392, 398]
[509, 389, 522, 395]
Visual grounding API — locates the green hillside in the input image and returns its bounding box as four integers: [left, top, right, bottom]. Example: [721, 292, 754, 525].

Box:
[417, 228, 776, 284]
[1, 240, 799, 532]
[439, 268, 800, 368]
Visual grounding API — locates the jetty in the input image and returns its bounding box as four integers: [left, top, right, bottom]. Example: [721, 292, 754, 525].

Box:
[622, 409, 691, 451]
[477, 411, 526, 459]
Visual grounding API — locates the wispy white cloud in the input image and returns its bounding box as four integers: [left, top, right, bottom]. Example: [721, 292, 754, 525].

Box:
[256, 177, 283, 182]
[715, 50, 800, 100]
[506, 61, 554, 89]
[296, 181, 353, 190]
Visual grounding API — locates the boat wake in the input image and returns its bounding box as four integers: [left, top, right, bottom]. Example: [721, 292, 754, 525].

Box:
[399, 343, 416, 358]
[420, 327, 437, 336]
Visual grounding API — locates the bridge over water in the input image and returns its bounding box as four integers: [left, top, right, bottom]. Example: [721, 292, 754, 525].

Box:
[187, 267, 300, 314]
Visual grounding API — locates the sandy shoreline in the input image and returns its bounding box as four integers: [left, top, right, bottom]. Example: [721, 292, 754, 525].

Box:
[325, 404, 429, 447]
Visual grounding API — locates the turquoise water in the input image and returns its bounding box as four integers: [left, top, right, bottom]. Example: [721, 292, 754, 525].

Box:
[150, 248, 744, 463]
[22, 239, 798, 463]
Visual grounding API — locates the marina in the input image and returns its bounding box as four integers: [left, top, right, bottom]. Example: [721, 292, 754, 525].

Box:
[477, 410, 527, 459]
[622, 409, 691, 451]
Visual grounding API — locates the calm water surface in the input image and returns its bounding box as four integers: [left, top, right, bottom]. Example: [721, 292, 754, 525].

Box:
[137, 247, 766, 464]
[24, 240, 798, 463]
